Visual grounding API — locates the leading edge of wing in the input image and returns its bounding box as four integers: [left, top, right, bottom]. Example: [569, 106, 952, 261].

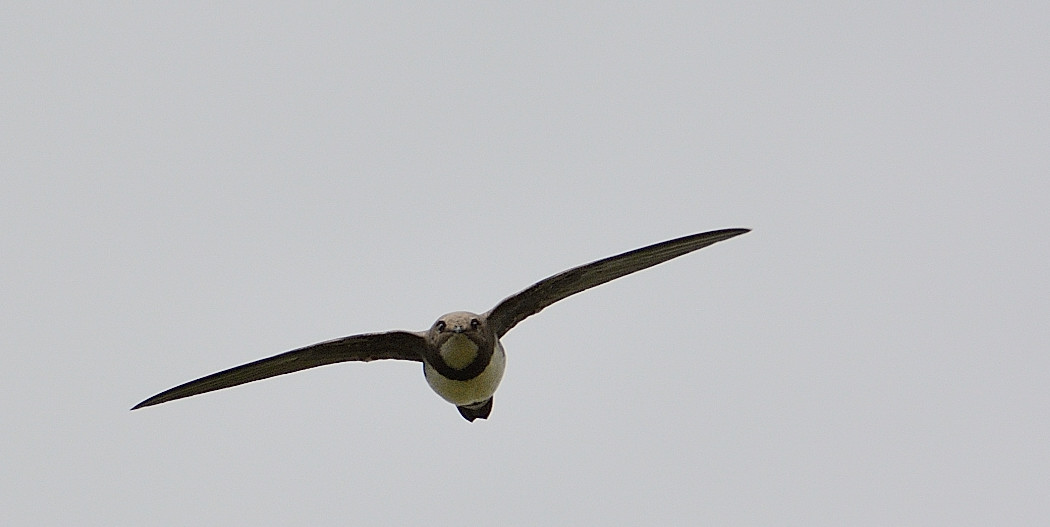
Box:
[484, 228, 750, 337]
[131, 330, 426, 410]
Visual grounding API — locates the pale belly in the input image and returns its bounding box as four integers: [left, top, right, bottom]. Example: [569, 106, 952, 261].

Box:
[424, 340, 506, 405]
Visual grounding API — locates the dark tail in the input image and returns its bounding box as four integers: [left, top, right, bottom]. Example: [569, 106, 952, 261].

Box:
[457, 397, 493, 422]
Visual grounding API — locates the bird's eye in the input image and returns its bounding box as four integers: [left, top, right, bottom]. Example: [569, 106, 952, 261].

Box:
[435, 321, 446, 331]
[470, 319, 480, 330]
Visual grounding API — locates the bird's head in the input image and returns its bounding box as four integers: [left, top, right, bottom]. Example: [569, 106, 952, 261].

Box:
[427, 311, 491, 342]
[425, 312, 495, 367]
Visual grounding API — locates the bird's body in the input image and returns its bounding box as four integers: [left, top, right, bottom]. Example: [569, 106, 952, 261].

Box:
[425, 337, 505, 420]
[133, 228, 749, 421]
[422, 311, 506, 420]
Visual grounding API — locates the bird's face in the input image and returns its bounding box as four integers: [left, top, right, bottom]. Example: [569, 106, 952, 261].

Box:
[426, 311, 493, 350]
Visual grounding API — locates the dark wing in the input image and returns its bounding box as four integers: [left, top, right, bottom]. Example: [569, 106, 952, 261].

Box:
[484, 228, 749, 338]
[132, 330, 427, 409]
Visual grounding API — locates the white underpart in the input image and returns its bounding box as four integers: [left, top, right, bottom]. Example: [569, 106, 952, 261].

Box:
[424, 338, 506, 406]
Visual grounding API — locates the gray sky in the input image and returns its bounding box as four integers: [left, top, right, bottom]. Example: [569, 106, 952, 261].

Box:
[3, 3, 1047, 525]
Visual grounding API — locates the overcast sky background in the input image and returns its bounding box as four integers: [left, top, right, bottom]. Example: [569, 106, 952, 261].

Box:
[3, 3, 1048, 525]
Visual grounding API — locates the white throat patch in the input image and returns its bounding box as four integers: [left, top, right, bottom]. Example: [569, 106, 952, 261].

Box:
[438, 334, 479, 369]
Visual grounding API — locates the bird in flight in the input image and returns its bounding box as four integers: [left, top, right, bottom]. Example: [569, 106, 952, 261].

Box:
[133, 228, 749, 421]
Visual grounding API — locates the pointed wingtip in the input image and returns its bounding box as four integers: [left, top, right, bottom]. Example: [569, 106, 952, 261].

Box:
[130, 397, 159, 411]
[719, 227, 751, 240]
[702, 227, 750, 241]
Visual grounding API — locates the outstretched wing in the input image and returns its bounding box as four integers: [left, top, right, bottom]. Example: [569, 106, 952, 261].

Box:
[484, 228, 749, 338]
[132, 330, 427, 409]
